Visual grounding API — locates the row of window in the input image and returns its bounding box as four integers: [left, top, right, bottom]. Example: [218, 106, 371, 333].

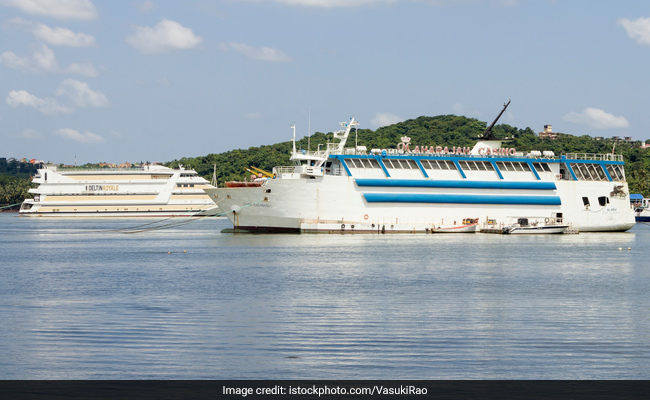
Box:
[345, 158, 381, 169]
[460, 160, 495, 171]
[607, 165, 625, 181]
[583, 196, 610, 207]
[420, 160, 456, 171]
[343, 157, 626, 181]
[573, 163, 608, 181]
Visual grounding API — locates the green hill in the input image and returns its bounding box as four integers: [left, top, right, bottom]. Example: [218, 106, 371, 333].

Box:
[166, 115, 650, 196]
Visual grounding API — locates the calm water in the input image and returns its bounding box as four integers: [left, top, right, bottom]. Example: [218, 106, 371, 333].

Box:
[1, 212, 649, 379]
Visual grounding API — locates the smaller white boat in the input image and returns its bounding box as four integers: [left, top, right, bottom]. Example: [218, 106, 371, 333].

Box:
[502, 217, 568, 234]
[631, 195, 650, 222]
[430, 218, 479, 233]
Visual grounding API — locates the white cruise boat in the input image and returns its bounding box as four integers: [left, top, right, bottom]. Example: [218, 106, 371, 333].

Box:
[204, 112, 636, 233]
[19, 164, 218, 217]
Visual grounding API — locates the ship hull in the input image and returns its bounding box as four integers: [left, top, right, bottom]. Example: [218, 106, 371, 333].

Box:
[205, 175, 636, 233]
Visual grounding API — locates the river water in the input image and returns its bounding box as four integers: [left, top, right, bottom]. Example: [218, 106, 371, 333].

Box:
[1, 213, 649, 379]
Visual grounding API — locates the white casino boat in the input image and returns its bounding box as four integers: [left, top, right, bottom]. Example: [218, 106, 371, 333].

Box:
[19, 164, 218, 217]
[205, 111, 636, 233]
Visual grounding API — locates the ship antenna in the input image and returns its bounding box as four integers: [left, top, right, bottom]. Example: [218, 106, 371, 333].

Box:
[308, 107, 311, 153]
[355, 120, 359, 151]
[481, 99, 511, 140]
[291, 122, 296, 155]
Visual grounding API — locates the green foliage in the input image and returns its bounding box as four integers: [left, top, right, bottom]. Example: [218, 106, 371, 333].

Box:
[0, 178, 33, 209]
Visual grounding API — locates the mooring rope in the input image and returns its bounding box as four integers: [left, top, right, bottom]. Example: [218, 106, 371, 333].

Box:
[115, 199, 265, 234]
[0, 203, 22, 210]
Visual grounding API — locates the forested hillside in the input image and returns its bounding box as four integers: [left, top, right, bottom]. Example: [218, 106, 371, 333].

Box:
[166, 115, 650, 196]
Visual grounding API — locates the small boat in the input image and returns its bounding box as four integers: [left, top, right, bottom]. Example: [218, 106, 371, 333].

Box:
[637, 209, 650, 223]
[631, 194, 650, 222]
[430, 218, 478, 233]
[502, 217, 568, 234]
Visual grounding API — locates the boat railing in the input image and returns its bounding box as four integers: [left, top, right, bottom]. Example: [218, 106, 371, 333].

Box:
[273, 166, 295, 174]
[49, 166, 156, 172]
[564, 153, 623, 162]
[335, 148, 624, 162]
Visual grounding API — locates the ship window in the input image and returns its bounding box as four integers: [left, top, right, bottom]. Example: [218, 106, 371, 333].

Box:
[513, 162, 524, 171]
[582, 197, 590, 206]
[459, 160, 477, 171]
[405, 159, 418, 169]
[533, 162, 552, 172]
[606, 165, 616, 180]
[598, 196, 609, 206]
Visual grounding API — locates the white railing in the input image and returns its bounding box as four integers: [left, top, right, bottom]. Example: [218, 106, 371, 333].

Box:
[273, 166, 295, 174]
[565, 153, 623, 162]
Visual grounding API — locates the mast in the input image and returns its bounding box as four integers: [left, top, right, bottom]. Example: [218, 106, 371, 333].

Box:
[291, 122, 296, 155]
[211, 164, 217, 187]
[481, 99, 511, 140]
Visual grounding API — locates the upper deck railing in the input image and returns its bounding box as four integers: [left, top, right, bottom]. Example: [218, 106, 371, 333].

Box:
[43, 165, 175, 172]
[320, 147, 625, 162]
[564, 153, 623, 162]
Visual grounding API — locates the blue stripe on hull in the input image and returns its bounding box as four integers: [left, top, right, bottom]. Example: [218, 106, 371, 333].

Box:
[355, 179, 557, 190]
[363, 193, 562, 205]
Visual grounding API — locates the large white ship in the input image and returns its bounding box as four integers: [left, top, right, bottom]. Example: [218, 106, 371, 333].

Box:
[205, 111, 636, 233]
[19, 164, 218, 217]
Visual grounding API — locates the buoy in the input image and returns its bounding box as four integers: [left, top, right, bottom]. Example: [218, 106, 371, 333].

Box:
[183, 250, 187, 253]
[628, 247, 632, 250]
[618, 247, 622, 251]
[168, 251, 171, 254]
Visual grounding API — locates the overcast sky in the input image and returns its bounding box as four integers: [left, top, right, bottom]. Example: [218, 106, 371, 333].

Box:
[1, 0, 649, 164]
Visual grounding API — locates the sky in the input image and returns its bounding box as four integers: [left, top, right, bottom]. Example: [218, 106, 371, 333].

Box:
[1, 0, 650, 165]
